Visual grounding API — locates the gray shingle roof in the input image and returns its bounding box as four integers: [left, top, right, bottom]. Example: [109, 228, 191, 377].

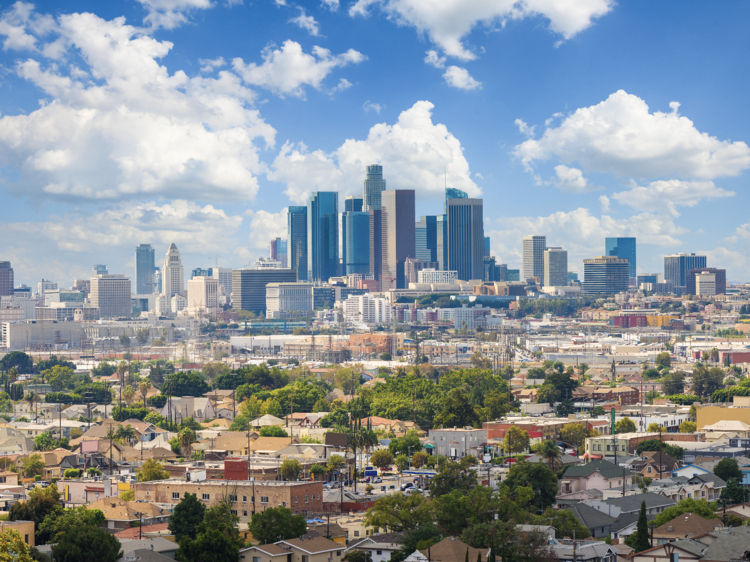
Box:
[671, 539, 709, 557]
[598, 492, 676, 514]
[563, 459, 632, 479]
[609, 512, 640, 533]
[566, 502, 616, 531]
[700, 526, 750, 561]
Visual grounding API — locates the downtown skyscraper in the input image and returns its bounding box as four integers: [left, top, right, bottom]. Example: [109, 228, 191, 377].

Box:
[307, 192, 339, 282]
[162, 243, 184, 298]
[135, 243, 155, 294]
[446, 198, 484, 281]
[362, 165, 386, 211]
[605, 237, 637, 279]
[522, 235, 546, 283]
[381, 190, 415, 290]
[288, 206, 308, 281]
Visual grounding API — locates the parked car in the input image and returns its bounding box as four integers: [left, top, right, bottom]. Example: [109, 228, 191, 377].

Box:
[400, 482, 414, 491]
[361, 477, 371, 483]
[373, 477, 382, 483]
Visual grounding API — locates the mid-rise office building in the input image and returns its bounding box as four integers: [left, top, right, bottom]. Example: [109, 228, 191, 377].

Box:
[288, 206, 308, 282]
[369, 209, 383, 288]
[0, 262, 13, 297]
[90, 274, 131, 317]
[1, 320, 84, 351]
[418, 269, 458, 284]
[686, 268, 726, 296]
[637, 273, 660, 285]
[415, 216, 439, 263]
[266, 282, 313, 319]
[544, 247, 568, 287]
[38, 279, 58, 296]
[567, 272, 579, 283]
[269, 238, 288, 269]
[12, 284, 31, 297]
[343, 293, 392, 324]
[664, 253, 707, 288]
[187, 276, 219, 318]
[254, 258, 283, 269]
[447, 198, 484, 281]
[162, 243, 184, 299]
[307, 192, 338, 282]
[381, 190, 416, 290]
[212, 267, 233, 296]
[405, 258, 439, 285]
[191, 267, 213, 279]
[582, 257, 629, 295]
[605, 237, 637, 279]
[695, 271, 717, 297]
[92, 264, 108, 277]
[135, 244, 155, 294]
[44, 289, 84, 304]
[344, 211, 370, 275]
[233, 268, 298, 313]
[362, 165, 386, 212]
[522, 235, 546, 283]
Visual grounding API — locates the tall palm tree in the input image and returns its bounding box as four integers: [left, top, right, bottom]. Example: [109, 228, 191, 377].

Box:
[115, 424, 137, 447]
[178, 428, 195, 459]
[538, 440, 562, 471]
[139, 380, 152, 407]
[106, 427, 117, 474]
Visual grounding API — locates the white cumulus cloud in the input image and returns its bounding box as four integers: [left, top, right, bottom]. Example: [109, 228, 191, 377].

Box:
[612, 179, 735, 217]
[348, 0, 614, 60]
[289, 9, 321, 36]
[424, 49, 446, 68]
[268, 100, 480, 204]
[443, 66, 481, 90]
[363, 100, 383, 113]
[135, 0, 214, 29]
[232, 40, 366, 98]
[552, 164, 597, 193]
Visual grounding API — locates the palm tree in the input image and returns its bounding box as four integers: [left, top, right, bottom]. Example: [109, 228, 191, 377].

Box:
[106, 427, 117, 473]
[122, 385, 136, 406]
[178, 428, 195, 459]
[115, 424, 137, 447]
[538, 440, 562, 471]
[116, 361, 128, 388]
[24, 392, 39, 422]
[139, 380, 152, 407]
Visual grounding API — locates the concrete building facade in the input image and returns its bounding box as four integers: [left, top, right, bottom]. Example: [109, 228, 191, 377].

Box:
[544, 247, 568, 287]
[162, 243, 185, 299]
[266, 283, 313, 319]
[522, 235, 546, 283]
[90, 274, 131, 317]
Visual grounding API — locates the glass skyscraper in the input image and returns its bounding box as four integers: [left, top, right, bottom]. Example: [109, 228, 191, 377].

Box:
[605, 237, 636, 279]
[135, 244, 155, 294]
[664, 253, 707, 287]
[362, 165, 386, 211]
[381, 190, 415, 289]
[342, 196, 364, 273]
[288, 206, 308, 281]
[344, 211, 370, 274]
[415, 216, 438, 262]
[307, 192, 339, 282]
[484, 236, 491, 257]
[444, 187, 468, 214]
[447, 198, 484, 281]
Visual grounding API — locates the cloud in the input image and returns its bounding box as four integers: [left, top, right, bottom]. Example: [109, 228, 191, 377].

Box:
[599, 195, 610, 213]
[424, 49, 445, 68]
[321, 0, 339, 10]
[246, 208, 288, 262]
[348, 0, 614, 60]
[363, 100, 383, 113]
[0, 2, 56, 52]
[475, 172, 484, 180]
[612, 179, 735, 217]
[485, 207, 687, 270]
[135, 0, 214, 29]
[515, 118, 535, 138]
[552, 164, 598, 193]
[289, 9, 320, 36]
[443, 66, 481, 90]
[330, 78, 352, 93]
[232, 40, 366, 98]
[0, 9, 275, 204]
[268, 100, 480, 204]
[199, 56, 225, 72]
[514, 90, 750, 180]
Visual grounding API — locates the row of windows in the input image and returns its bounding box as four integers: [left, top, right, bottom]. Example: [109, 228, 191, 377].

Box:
[173, 491, 320, 504]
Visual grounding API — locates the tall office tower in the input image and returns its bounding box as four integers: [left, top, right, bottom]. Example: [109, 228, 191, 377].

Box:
[605, 237, 637, 279]
[288, 206, 308, 281]
[0, 262, 13, 296]
[522, 235, 546, 283]
[344, 211, 370, 275]
[582, 256, 629, 295]
[153, 267, 162, 294]
[436, 215, 448, 270]
[686, 268, 727, 296]
[484, 236, 491, 257]
[369, 210, 383, 288]
[162, 243, 185, 299]
[212, 268, 233, 296]
[92, 264, 108, 276]
[307, 192, 339, 282]
[90, 274, 131, 317]
[381, 190, 416, 290]
[134, 244, 155, 295]
[342, 196, 364, 272]
[444, 187, 468, 213]
[345, 196, 363, 212]
[447, 199, 484, 281]
[187, 276, 219, 317]
[544, 247, 568, 287]
[664, 253, 707, 288]
[415, 216, 438, 263]
[362, 165, 386, 212]
[232, 268, 298, 313]
[269, 237, 288, 269]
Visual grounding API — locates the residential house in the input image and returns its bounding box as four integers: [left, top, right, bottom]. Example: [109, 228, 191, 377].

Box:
[239, 543, 289, 562]
[346, 534, 404, 562]
[702, 421, 750, 441]
[407, 537, 488, 562]
[549, 540, 617, 562]
[671, 465, 713, 479]
[276, 536, 344, 562]
[307, 523, 348, 546]
[567, 502, 616, 539]
[583, 492, 676, 519]
[653, 514, 725, 545]
[631, 452, 681, 480]
[559, 459, 632, 494]
[651, 474, 726, 502]
[85, 497, 170, 531]
[160, 396, 215, 423]
[608, 513, 640, 543]
[629, 526, 750, 562]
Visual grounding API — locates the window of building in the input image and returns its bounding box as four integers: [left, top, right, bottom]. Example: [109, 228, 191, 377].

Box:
[261, 496, 269, 503]
[253, 557, 261, 562]
[243, 496, 247, 502]
[244, 510, 248, 517]
[231, 510, 238, 516]
[354, 531, 360, 537]
[377, 551, 382, 556]
[202, 494, 210, 500]
[302, 556, 309, 562]
[172, 492, 180, 499]
[24, 535, 28, 544]
[305, 495, 308, 503]
[337, 552, 342, 557]
[647, 467, 652, 473]
[295, 496, 298, 504]
[230, 495, 238, 502]
[317, 494, 320, 501]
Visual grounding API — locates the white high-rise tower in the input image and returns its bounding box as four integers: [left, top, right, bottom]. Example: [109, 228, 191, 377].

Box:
[162, 243, 184, 299]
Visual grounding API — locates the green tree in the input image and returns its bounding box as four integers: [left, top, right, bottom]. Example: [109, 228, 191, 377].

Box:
[537, 440, 562, 471]
[433, 486, 501, 536]
[560, 423, 589, 454]
[248, 507, 306, 545]
[21, 454, 45, 478]
[52, 524, 123, 562]
[390, 524, 442, 562]
[162, 372, 211, 397]
[380, 353, 392, 361]
[662, 371, 686, 396]
[655, 352, 671, 370]
[312, 398, 329, 413]
[502, 461, 558, 512]
[259, 426, 289, 437]
[721, 479, 750, 504]
[615, 417, 637, 434]
[389, 430, 423, 457]
[39, 506, 105, 543]
[169, 493, 207, 543]
[714, 458, 742, 482]
[370, 449, 395, 470]
[535, 508, 588, 539]
[626, 501, 651, 553]
[327, 454, 346, 474]
[412, 451, 430, 468]
[635, 439, 684, 460]
[691, 366, 725, 399]
[395, 454, 409, 472]
[679, 420, 697, 433]
[137, 459, 170, 482]
[177, 503, 244, 562]
[34, 433, 56, 452]
[309, 464, 326, 480]
[0, 351, 33, 373]
[429, 460, 477, 498]
[0, 529, 34, 561]
[364, 493, 434, 532]
[279, 459, 302, 481]
[433, 388, 480, 429]
[9, 486, 63, 545]
[504, 426, 530, 454]
[647, 423, 662, 432]
[178, 428, 196, 458]
[115, 424, 138, 446]
[652, 498, 718, 527]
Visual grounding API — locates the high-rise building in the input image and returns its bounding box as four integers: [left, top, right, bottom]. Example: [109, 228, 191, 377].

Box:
[381, 190, 416, 290]
[568, 272, 579, 283]
[444, 188, 468, 214]
[191, 267, 213, 279]
[362, 165, 386, 212]
[212, 268, 233, 296]
[522, 235, 546, 283]
[153, 267, 162, 294]
[135, 244, 155, 294]
[369, 210, 382, 288]
[686, 268, 726, 296]
[664, 253, 707, 288]
[415, 216, 438, 263]
[405, 258, 439, 285]
[342, 196, 364, 274]
[484, 237, 491, 258]
[288, 206, 308, 282]
[38, 279, 58, 296]
[162, 243, 185, 299]
[637, 273, 659, 285]
[344, 211, 370, 275]
[90, 274, 131, 317]
[187, 276, 219, 318]
[0, 262, 13, 297]
[695, 271, 717, 297]
[269, 238, 288, 269]
[582, 256, 629, 295]
[307, 192, 338, 282]
[436, 215, 448, 271]
[345, 196, 363, 213]
[232, 268, 298, 313]
[447, 199, 484, 281]
[92, 264, 108, 277]
[605, 238, 637, 279]
[544, 247, 568, 287]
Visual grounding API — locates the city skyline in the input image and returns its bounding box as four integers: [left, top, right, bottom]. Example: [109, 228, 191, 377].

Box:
[1, 2, 750, 285]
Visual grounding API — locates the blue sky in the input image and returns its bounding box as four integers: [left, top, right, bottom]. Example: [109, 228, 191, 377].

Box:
[1, 0, 749, 287]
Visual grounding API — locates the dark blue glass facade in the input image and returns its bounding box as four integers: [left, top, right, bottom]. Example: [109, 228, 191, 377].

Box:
[345, 211, 370, 274]
[605, 237, 636, 278]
